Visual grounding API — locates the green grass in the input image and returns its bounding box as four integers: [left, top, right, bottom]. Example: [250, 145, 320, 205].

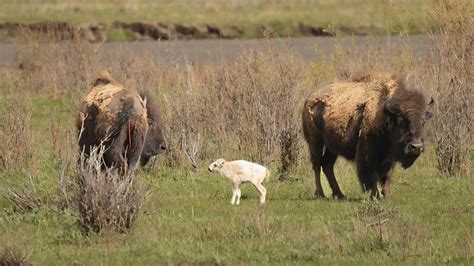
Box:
[1, 160, 472, 264]
[0, 0, 433, 38]
[0, 95, 472, 264]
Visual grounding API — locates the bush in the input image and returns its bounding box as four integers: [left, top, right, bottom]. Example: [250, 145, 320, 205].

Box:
[0, 245, 32, 266]
[69, 145, 148, 233]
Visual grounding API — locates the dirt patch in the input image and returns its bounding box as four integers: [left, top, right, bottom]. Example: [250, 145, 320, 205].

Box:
[298, 23, 334, 37]
[0, 21, 106, 42]
[112, 21, 242, 40]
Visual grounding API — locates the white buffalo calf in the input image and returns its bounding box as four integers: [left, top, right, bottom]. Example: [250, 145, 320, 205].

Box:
[208, 159, 270, 205]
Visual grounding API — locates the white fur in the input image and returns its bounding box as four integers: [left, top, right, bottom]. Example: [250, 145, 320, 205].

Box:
[208, 159, 270, 205]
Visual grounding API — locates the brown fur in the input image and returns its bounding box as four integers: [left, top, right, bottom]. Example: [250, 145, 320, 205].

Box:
[77, 71, 165, 175]
[138, 90, 167, 166]
[302, 72, 433, 198]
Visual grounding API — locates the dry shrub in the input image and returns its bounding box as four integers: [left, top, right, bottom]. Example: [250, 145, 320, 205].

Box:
[68, 145, 148, 233]
[159, 65, 213, 168]
[4, 175, 42, 214]
[213, 48, 305, 169]
[330, 35, 417, 81]
[158, 47, 305, 175]
[0, 98, 43, 213]
[0, 98, 34, 174]
[0, 245, 32, 266]
[430, 0, 473, 176]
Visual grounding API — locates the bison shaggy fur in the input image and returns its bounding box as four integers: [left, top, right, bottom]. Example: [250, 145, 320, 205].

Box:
[302, 72, 433, 199]
[76, 71, 166, 175]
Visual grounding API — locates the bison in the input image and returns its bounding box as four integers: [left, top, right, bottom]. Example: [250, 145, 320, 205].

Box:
[77, 71, 166, 175]
[302, 72, 433, 199]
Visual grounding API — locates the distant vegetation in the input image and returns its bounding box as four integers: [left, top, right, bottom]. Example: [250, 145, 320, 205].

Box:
[0, 0, 434, 41]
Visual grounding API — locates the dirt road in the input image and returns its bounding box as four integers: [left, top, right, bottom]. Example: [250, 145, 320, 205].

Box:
[0, 35, 433, 67]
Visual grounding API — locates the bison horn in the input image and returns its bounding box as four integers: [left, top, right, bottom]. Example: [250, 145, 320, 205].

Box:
[428, 97, 434, 107]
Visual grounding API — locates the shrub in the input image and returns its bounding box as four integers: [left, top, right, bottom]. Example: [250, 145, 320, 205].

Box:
[0, 245, 32, 266]
[70, 145, 148, 233]
[4, 175, 42, 214]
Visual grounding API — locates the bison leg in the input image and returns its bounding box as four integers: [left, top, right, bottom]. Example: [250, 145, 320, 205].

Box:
[104, 125, 128, 173]
[381, 169, 394, 198]
[309, 140, 325, 198]
[370, 183, 380, 199]
[356, 137, 380, 199]
[125, 123, 146, 175]
[357, 166, 380, 199]
[322, 151, 345, 199]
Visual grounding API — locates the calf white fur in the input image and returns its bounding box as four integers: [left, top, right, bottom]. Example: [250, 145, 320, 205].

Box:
[208, 159, 270, 205]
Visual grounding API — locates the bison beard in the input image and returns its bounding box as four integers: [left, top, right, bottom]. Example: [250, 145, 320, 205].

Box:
[302, 72, 432, 199]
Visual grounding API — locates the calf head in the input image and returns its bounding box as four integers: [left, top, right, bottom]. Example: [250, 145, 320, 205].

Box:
[384, 92, 434, 168]
[140, 92, 167, 166]
[208, 159, 226, 172]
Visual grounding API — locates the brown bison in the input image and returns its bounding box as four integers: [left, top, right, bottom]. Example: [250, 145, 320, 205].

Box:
[302, 72, 433, 199]
[77, 71, 166, 175]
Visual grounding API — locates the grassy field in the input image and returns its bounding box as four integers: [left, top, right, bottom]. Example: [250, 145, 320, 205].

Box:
[0, 0, 433, 37]
[0, 46, 472, 264]
[0, 147, 472, 264]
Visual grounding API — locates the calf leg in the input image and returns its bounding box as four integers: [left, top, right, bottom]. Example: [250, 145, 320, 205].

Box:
[252, 182, 267, 204]
[231, 183, 241, 205]
[321, 151, 345, 199]
[235, 187, 242, 205]
[231, 188, 237, 205]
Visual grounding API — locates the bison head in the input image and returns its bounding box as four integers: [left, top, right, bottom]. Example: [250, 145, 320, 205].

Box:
[140, 92, 167, 166]
[384, 92, 433, 168]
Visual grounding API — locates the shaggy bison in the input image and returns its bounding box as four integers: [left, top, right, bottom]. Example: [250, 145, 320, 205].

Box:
[76, 71, 166, 175]
[302, 72, 433, 199]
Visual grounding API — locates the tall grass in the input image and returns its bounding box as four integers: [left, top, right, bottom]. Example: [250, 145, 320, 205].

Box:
[0, 98, 34, 175]
[4, 32, 469, 177]
[429, 0, 473, 176]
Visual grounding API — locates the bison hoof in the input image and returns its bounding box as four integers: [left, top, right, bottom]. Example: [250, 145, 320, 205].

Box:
[382, 190, 391, 198]
[332, 193, 346, 200]
[314, 192, 326, 199]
